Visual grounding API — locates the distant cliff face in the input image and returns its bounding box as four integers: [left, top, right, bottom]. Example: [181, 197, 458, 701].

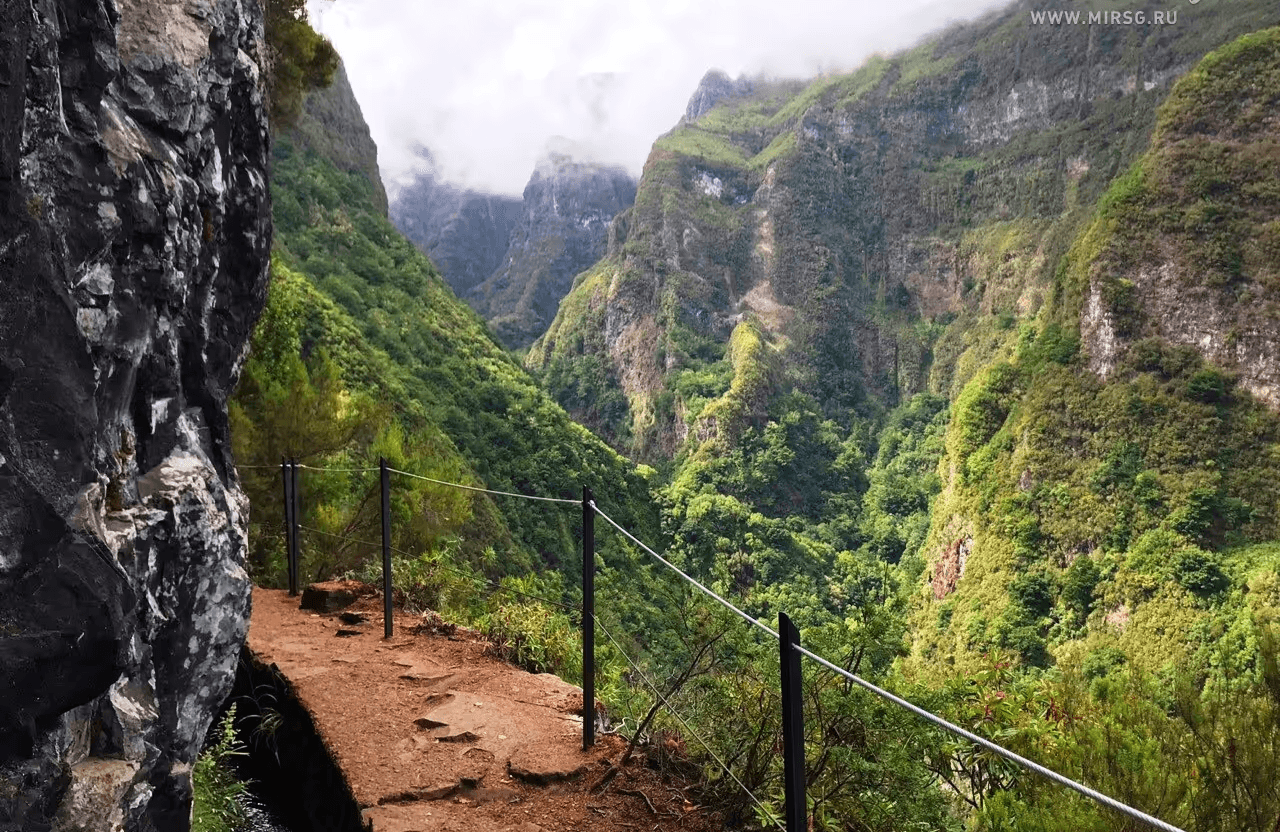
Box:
[1076, 28, 1280, 408]
[390, 163, 523, 296]
[0, 0, 269, 828]
[391, 153, 636, 350]
[528, 0, 1280, 456]
[470, 154, 638, 349]
[287, 61, 388, 216]
[682, 68, 757, 123]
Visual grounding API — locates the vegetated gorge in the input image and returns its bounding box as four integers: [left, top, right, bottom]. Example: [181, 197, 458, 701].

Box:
[2, 0, 1280, 830]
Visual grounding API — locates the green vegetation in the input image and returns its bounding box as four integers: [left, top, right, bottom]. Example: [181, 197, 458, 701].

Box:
[653, 127, 748, 169]
[234, 13, 1280, 832]
[192, 707, 247, 832]
[263, 0, 339, 128]
[234, 130, 657, 589]
[530, 18, 1280, 832]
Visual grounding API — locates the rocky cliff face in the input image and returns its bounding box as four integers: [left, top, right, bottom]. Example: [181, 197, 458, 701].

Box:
[682, 69, 757, 123]
[469, 153, 637, 349]
[0, 0, 269, 828]
[390, 159, 523, 296]
[286, 60, 388, 216]
[1076, 28, 1280, 408]
[528, 0, 1280, 457]
[391, 152, 636, 350]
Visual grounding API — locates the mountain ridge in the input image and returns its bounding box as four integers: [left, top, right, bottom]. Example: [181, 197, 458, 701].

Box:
[391, 152, 637, 349]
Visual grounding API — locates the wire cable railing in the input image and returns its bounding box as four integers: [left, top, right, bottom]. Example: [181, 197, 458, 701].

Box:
[586, 497, 1187, 832]
[295, 524, 578, 613]
[387, 466, 579, 504]
[593, 613, 785, 832]
[588, 500, 779, 640]
[793, 646, 1182, 832]
[259, 457, 1190, 832]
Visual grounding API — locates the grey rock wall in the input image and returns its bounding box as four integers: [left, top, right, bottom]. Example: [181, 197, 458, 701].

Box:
[389, 155, 523, 297]
[470, 153, 637, 349]
[391, 151, 635, 351]
[0, 0, 270, 828]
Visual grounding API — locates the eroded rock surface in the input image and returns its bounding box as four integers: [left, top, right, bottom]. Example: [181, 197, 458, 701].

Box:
[0, 0, 269, 828]
[469, 153, 637, 349]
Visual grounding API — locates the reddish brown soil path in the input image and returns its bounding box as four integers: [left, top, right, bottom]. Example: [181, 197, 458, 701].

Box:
[247, 586, 724, 832]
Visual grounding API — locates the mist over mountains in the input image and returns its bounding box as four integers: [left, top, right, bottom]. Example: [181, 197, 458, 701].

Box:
[391, 149, 637, 349]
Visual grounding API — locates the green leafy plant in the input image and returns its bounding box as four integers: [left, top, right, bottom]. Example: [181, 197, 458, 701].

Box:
[191, 705, 248, 832]
[479, 592, 582, 680]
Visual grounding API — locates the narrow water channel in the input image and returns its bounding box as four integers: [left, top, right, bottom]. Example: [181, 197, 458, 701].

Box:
[237, 794, 294, 832]
[209, 646, 367, 832]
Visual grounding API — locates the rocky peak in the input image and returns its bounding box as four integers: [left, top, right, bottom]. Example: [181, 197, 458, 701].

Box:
[683, 68, 755, 123]
[390, 154, 524, 297]
[468, 153, 637, 349]
[523, 151, 635, 223]
[0, 0, 269, 827]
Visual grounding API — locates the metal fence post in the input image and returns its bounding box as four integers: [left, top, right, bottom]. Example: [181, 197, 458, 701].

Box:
[582, 486, 595, 751]
[281, 458, 293, 595]
[779, 612, 806, 832]
[380, 457, 393, 639]
[288, 459, 300, 597]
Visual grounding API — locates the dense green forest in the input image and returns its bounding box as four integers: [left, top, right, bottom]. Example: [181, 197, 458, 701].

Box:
[530, 13, 1280, 830]
[230, 8, 1280, 832]
[231, 134, 658, 579]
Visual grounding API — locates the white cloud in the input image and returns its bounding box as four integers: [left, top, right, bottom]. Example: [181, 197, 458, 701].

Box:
[307, 0, 1013, 196]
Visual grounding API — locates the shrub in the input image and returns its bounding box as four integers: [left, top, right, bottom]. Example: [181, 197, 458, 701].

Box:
[480, 597, 582, 681]
[1172, 547, 1229, 597]
[1063, 556, 1100, 622]
[1184, 367, 1233, 403]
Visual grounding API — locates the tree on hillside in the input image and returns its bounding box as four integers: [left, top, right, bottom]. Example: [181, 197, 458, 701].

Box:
[263, 0, 339, 128]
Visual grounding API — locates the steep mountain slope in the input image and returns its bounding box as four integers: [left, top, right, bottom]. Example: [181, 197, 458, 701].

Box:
[234, 65, 657, 583]
[910, 23, 1280, 674]
[1072, 29, 1280, 406]
[519, 10, 1280, 825]
[284, 61, 389, 216]
[529, 0, 1280, 459]
[391, 153, 636, 350]
[390, 160, 524, 296]
[470, 153, 637, 349]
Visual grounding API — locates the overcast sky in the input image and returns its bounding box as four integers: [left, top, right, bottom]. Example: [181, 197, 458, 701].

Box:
[307, 0, 1013, 197]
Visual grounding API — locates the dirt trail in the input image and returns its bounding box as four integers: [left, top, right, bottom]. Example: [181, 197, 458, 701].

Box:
[247, 587, 722, 832]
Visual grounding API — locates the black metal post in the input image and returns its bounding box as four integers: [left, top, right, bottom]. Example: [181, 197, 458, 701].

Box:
[288, 459, 300, 597]
[281, 458, 292, 595]
[582, 486, 595, 751]
[380, 457, 393, 639]
[779, 612, 806, 832]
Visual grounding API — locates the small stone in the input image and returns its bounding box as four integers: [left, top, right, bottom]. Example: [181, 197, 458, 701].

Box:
[335, 628, 362, 637]
[438, 731, 481, 744]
